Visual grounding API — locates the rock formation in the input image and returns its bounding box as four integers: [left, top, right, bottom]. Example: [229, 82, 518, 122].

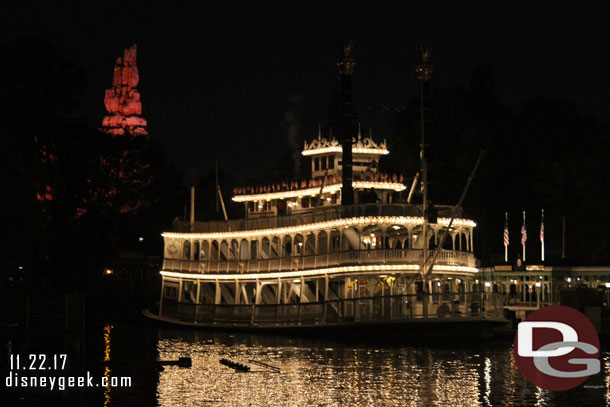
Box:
[102, 44, 148, 136]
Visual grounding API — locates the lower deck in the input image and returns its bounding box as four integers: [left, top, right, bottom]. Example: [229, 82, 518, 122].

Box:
[152, 290, 504, 333]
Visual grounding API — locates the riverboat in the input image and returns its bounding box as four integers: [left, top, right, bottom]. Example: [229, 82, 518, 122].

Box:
[144, 45, 506, 337]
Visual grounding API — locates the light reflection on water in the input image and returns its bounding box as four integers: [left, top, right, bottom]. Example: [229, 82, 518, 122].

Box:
[152, 330, 609, 407]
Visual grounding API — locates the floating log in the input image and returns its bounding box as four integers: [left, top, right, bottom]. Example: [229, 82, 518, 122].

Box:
[158, 357, 192, 368]
[219, 358, 250, 372]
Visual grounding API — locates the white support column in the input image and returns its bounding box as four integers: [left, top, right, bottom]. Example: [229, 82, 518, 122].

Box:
[235, 280, 240, 305]
[215, 280, 221, 304]
[159, 278, 166, 316]
[326, 229, 331, 266]
[313, 231, 319, 268]
[255, 280, 261, 305]
[277, 278, 282, 305]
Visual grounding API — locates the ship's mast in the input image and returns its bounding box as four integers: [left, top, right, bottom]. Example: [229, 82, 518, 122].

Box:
[338, 41, 356, 206]
[416, 48, 433, 289]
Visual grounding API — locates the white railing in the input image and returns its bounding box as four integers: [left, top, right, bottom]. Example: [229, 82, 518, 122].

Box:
[172, 203, 459, 233]
[162, 249, 476, 274]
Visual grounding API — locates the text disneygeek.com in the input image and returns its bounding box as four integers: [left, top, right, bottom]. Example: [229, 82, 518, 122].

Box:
[5, 371, 132, 391]
[4, 354, 131, 391]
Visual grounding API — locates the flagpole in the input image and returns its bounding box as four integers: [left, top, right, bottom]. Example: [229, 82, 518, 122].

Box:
[541, 209, 545, 262]
[504, 212, 508, 262]
[522, 211, 526, 262]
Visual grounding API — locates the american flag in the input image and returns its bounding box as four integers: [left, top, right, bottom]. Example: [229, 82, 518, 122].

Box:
[521, 216, 527, 245]
[503, 219, 509, 247]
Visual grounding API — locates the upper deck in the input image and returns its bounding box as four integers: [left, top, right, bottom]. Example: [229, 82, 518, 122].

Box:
[163, 203, 478, 278]
[171, 203, 463, 234]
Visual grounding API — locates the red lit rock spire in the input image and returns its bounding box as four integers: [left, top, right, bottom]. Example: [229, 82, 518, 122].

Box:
[102, 44, 148, 137]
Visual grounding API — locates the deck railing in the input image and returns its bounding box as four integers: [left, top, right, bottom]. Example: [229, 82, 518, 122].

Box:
[172, 203, 461, 233]
[162, 248, 476, 274]
[159, 292, 503, 327]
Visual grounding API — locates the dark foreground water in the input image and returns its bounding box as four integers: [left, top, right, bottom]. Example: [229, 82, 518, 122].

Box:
[3, 323, 610, 406]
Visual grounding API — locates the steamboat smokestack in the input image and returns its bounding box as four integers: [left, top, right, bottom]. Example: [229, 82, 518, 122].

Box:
[416, 47, 435, 222]
[338, 41, 356, 206]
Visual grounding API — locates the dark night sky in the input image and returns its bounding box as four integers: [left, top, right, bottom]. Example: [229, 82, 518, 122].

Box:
[2, 0, 610, 182]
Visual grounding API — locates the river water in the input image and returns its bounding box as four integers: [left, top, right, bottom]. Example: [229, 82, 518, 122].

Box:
[3, 323, 610, 406]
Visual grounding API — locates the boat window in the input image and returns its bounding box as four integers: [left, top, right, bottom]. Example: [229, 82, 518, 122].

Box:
[271, 236, 281, 258]
[181, 281, 197, 303]
[328, 157, 335, 169]
[199, 282, 215, 304]
[210, 241, 219, 261]
[341, 227, 358, 251]
[250, 240, 258, 260]
[230, 240, 239, 260]
[330, 229, 341, 252]
[239, 239, 249, 260]
[220, 241, 229, 261]
[301, 196, 309, 208]
[314, 157, 320, 171]
[304, 233, 315, 256]
[283, 235, 292, 256]
[200, 241, 208, 261]
[317, 231, 328, 254]
[441, 232, 453, 250]
[193, 241, 200, 261]
[294, 234, 304, 255]
[183, 241, 191, 260]
[261, 238, 270, 259]
[321, 156, 327, 170]
[164, 285, 178, 299]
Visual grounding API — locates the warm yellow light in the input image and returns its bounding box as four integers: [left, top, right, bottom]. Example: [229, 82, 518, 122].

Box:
[302, 146, 389, 156]
[105, 268, 114, 276]
[162, 216, 476, 240]
[232, 181, 406, 202]
[159, 263, 478, 281]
